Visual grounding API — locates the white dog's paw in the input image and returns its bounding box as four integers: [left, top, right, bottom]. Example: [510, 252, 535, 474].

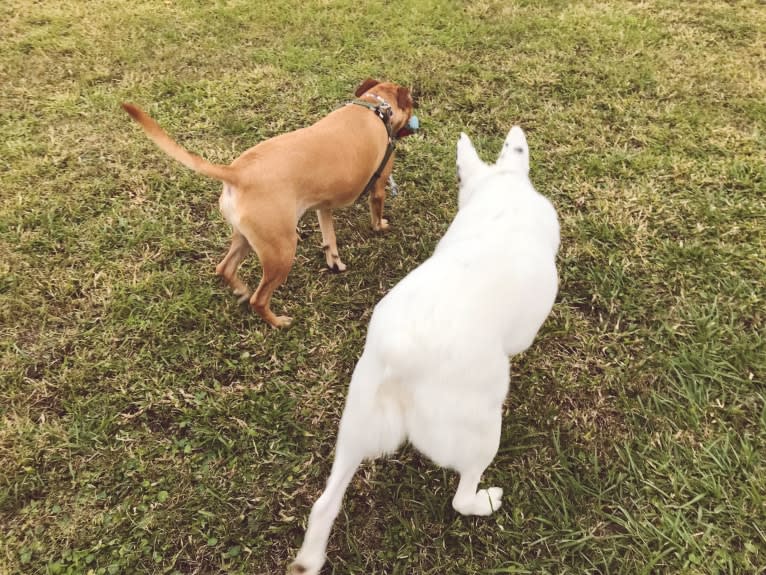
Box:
[287, 561, 319, 575]
[472, 487, 503, 516]
[453, 486, 503, 516]
[288, 551, 324, 575]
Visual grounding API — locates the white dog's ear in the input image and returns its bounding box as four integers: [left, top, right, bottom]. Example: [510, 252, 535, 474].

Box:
[497, 126, 529, 175]
[457, 132, 489, 208]
[456, 132, 488, 184]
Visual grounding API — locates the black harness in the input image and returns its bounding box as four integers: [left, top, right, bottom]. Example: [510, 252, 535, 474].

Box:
[348, 95, 397, 198]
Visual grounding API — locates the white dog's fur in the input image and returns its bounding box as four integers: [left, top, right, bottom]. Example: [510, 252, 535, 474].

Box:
[289, 126, 560, 575]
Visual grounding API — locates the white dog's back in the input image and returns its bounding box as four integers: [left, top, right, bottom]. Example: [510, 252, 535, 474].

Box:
[290, 126, 560, 575]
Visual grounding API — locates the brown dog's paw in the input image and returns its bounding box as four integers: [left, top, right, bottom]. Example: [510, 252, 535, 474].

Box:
[373, 218, 390, 231]
[329, 261, 347, 273]
[271, 315, 294, 328]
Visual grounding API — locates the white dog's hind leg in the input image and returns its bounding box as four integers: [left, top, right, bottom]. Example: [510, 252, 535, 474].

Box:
[291, 354, 405, 575]
[289, 449, 363, 575]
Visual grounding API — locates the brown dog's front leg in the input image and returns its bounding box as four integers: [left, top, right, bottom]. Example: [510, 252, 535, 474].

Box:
[369, 158, 394, 232]
[317, 208, 346, 272]
[369, 186, 389, 231]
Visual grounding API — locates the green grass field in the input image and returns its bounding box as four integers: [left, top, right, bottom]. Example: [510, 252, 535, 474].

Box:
[2, 1, 765, 573]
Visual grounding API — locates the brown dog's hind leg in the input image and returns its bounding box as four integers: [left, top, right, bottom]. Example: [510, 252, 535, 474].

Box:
[215, 231, 252, 303]
[247, 231, 297, 328]
[317, 208, 346, 272]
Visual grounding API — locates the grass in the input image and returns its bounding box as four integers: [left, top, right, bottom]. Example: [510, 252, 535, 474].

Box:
[1, 0, 764, 573]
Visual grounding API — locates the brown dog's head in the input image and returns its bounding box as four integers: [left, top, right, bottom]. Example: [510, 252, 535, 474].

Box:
[354, 78, 416, 137]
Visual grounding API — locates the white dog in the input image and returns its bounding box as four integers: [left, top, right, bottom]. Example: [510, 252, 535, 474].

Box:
[289, 126, 560, 574]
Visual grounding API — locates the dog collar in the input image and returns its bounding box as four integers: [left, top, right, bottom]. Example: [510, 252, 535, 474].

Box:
[348, 95, 397, 199]
[349, 94, 394, 128]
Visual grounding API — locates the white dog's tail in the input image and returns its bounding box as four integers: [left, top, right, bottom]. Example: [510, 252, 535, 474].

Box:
[122, 103, 239, 186]
[341, 351, 407, 458]
[496, 125, 529, 175]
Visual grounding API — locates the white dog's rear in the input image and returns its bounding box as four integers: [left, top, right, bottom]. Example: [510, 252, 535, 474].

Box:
[290, 126, 560, 574]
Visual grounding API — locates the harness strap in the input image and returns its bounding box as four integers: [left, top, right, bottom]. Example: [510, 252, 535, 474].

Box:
[348, 98, 397, 199]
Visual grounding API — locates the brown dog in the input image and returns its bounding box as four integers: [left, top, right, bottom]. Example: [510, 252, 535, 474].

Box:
[122, 79, 415, 327]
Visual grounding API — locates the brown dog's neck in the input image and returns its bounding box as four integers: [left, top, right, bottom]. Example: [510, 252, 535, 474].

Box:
[358, 91, 410, 133]
[347, 97, 398, 199]
[349, 96, 394, 135]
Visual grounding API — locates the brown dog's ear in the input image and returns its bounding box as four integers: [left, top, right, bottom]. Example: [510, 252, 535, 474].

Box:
[355, 78, 380, 97]
[397, 86, 413, 110]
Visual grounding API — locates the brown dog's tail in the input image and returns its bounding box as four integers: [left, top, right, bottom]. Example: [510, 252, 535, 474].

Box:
[122, 103, 238, 185]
